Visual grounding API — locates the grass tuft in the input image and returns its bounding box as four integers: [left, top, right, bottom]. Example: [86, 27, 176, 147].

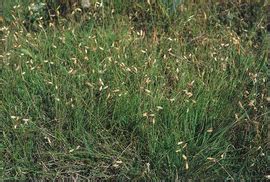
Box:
[1, 0, 269, 180]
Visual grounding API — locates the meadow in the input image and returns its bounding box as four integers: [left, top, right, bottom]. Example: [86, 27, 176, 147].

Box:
[1, 0, 269, 180]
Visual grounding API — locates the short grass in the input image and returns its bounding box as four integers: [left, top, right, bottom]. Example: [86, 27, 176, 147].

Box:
[1, 0, 269, 180]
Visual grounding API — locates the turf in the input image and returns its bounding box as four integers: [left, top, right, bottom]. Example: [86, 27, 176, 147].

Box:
[1, 0, 269, 180]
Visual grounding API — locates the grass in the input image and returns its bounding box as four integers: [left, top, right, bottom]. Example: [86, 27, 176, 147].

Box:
[1, 0, 269, 180]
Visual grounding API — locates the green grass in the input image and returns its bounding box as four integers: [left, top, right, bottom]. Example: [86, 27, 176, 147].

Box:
[1, 0, 269, 180]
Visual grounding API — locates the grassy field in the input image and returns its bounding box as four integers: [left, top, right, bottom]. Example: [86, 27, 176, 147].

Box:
[1, 0, 269, 180]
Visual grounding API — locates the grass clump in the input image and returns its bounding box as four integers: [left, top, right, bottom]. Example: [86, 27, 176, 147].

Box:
[1, 0, 269, 180]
